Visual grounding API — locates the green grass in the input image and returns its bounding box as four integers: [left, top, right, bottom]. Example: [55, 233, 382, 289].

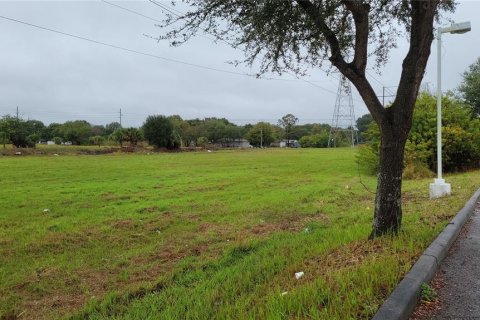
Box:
[0, 148, 478, 319]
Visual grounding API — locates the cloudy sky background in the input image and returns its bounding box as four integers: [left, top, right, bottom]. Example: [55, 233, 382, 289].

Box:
[0, 1, 479, 127]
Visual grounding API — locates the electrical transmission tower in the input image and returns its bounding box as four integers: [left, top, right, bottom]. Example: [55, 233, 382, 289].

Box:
[328, 76, 358, 147]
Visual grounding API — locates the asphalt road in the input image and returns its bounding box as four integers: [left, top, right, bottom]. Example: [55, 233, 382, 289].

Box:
[429, 202, 480, 320]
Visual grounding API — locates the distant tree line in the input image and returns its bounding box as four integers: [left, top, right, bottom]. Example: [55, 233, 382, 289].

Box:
[0, 112, 368, 149]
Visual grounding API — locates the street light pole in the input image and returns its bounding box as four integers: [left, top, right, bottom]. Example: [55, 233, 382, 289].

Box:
[436, 29, 443, 181]
[429, 21, 471, 199]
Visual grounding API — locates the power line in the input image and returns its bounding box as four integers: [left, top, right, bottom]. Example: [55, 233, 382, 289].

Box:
[145, 0, 340, 94]
[102, 0, 359, 98]
[101, 0, 163, 24]
[149, 0, 183, 17]
[0, 15, 252, 77]
[366, 70, 397, 96]
[365, 70, 398, 106]
[147, 0, 344, 96]
[0, 13, 343, 97]
[148, 0, 355, 96]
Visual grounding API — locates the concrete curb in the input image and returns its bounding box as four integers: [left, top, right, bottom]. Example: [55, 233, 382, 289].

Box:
[372, 187, 480, 320]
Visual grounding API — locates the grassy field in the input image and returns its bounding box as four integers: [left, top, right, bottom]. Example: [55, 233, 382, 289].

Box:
[0, 148, 479, 319]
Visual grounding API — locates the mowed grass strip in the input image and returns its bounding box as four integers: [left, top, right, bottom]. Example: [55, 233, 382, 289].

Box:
[0, 148, 478, 319]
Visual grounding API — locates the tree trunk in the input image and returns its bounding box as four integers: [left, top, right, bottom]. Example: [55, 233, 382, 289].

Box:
[370, 129, 407, 238]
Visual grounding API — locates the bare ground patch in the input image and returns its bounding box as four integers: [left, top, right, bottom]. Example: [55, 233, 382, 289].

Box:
[250, 213, 330, 235]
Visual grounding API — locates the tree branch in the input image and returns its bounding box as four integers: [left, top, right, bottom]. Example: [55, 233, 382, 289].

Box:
[295, 0, 345, 66]
[296, 0, 384, 123]
[341, 0, 369, 74]
[393, 0, 439, 130]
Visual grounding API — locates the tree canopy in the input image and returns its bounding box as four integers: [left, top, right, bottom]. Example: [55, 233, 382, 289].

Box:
[458, 57, 480, 117]
[278, 114, 298, 146]
[142, 115, 180, 149]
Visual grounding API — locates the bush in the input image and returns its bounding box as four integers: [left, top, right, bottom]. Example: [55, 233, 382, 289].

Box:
[89, 135, 105, 147]
[358, 92, 480, 177]
[124, 128, 143, 146]
[403, 140, 434, 179]
[142, 115, 180, 149]
[196, 136, 209, 148]
[53, 137, 62, 145]
[355, 145, 379, 175]
[299, 133, 329, 148]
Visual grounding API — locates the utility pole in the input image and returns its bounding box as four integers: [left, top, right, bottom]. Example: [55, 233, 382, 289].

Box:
[16, 106, 19, 119]
[381, 86, 397, 107]
[119, 108, 122, 127]
[382, 86, 385, 107]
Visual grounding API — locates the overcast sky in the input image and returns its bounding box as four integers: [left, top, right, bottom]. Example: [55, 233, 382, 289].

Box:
[0, 1, 479, 127]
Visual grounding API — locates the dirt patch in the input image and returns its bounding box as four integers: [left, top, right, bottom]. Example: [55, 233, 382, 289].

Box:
[78, 148, 116, 155]
[419, 211, 456, 227]
[110, 219, 135, 229]
[142, 214, 174, 233]
[21, 292, 87, 320]
[403, 191, 427, 204]
[26, 232, 89, 256]
[9, 267, 105, 320]
[137, 206, 159, 214]
[187, 214, 200, 221]
[250, 213, 330, 235]
[409, 274, 445, 320]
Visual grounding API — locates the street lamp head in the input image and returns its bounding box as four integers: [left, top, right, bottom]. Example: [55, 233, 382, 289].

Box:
[440, 21, 471, 34]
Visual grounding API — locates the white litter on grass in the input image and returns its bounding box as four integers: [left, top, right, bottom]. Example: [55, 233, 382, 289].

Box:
[43, 209, 50, 213]
[53, 153, 59, 156]
[207, 150, 212, 153]
[15, 152, 22, 155]
[281, 291, 288, 296]
[294, 272, 304, 280]
[304, 227, 310, 234]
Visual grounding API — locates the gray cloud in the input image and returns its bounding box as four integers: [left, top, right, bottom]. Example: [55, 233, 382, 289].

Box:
[0, 1, 478, 127]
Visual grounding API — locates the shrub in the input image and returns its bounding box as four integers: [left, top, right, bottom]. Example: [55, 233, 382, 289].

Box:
[142, 115, 180, 149]
[124, 128, 143, 146]
[299, 133, 329, 148]
[196, 136, 209, 148]
[0, 116, 36, 148]
[358, 92, 480, 177]
[355, 145, 379, 175]
[110, 129, 126, 147]
[89, 135, 105, 147]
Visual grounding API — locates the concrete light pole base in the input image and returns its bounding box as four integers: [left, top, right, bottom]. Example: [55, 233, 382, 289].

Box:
[430, 178, 451, 199]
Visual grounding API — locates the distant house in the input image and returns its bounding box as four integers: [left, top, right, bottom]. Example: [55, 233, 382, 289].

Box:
[216, 139, 252, 148]
[276, 140, 300, 148]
